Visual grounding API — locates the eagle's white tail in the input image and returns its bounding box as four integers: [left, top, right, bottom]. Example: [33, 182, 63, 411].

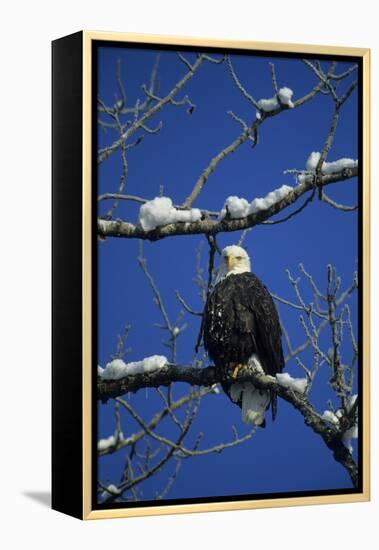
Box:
[230, 382, 270, 426]
[229, 354, 271, 426]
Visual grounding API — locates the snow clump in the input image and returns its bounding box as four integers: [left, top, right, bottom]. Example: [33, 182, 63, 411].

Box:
[276, 372, 307, 394]
[97, 432, 124, 452]
[138, 196, 202, 231]
[305, 152, 358, 174]
[297, 152, 358, 183]
[321, 394, 358, 454]
[219, 185, 293, 220]
[257, 86, 295, 113]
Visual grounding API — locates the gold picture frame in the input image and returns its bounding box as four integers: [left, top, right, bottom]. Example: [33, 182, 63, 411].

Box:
[52, 31, 370, 520]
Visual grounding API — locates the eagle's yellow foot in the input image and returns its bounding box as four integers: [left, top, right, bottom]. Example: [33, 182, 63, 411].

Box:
[231, 364, 245, 378]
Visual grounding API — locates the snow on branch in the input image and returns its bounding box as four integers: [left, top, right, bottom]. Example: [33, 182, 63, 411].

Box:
[138, 197, 202, 231]
[97, 167, 358, 240]
[257, 86, 294, 114]
[97, 262, 359, 488]
[100, 484, 121, 502]
[219, 185, 293, 219]
[96, 260, 359, 495]
[97, 363, 358, 487]
[99, 355, 168, 380]
[276, 372, 308, 394]
[306, 152, 358, 174]
[296, 152, 358, 183]
[98, 431, 124, 452]
[98, 365, 308, 408]
[181, 61, 351, 210]
[322, 396, 358, 454]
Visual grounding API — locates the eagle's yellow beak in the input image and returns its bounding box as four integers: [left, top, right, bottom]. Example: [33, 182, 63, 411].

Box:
[226, 256, 238, 270]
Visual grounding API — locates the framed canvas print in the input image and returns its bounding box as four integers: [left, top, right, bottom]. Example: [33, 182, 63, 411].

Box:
[52, 31, 370, 520]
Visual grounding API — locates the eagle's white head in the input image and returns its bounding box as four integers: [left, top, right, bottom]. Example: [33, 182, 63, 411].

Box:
[216, 245, 251, 282]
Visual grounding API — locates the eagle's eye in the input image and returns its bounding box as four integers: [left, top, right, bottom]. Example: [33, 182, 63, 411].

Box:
[235, 256, 242, 260]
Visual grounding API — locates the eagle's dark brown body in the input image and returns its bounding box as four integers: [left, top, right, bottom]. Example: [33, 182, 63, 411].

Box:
[203, 271, 284, 420]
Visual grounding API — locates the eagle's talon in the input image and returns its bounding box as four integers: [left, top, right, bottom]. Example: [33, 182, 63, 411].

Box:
[231, 364, 245, 379]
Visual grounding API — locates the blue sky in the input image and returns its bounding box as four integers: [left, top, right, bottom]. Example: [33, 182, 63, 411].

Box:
[96, 45, 359, 503]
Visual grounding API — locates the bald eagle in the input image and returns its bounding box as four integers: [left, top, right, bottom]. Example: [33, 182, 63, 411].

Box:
[202, 245, 284, 427]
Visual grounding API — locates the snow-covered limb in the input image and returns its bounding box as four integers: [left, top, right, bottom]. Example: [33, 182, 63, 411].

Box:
[98, 363, 217, 400]
[97, 361, 358, 486]
[98, 166, 358, 240]
[305, 152, 358, 174]
[100, 355, 168, 380]
[111, 186, 294, 231]
[290, 153, 358, 184]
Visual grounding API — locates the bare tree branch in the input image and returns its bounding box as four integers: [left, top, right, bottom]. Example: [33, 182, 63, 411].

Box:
[98, 388, 215, 456]
[225, 55, 260, 109]
[116, 395, 256, 458]
[98, 54, 205, 164]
